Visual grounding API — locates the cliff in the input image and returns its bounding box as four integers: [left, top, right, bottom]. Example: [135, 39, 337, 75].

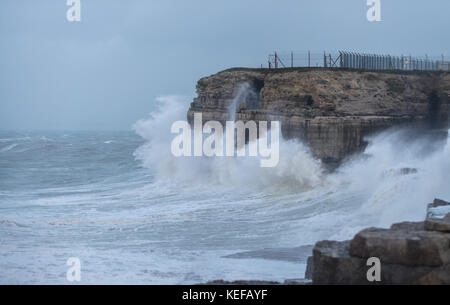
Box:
[188, 68, 450, 164]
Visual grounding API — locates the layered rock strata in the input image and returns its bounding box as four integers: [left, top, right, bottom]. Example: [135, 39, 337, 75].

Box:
[188, 68, 450, 163]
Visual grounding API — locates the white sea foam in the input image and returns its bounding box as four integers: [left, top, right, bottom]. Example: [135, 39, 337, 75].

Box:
[134, 95, 450, 241]
[133, 96, 323, 192]
[1, 96, 449, 284]
[0, 143, 18, 152]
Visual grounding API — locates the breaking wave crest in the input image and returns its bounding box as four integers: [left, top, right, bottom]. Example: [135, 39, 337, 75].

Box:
[133, 96, 324, 192]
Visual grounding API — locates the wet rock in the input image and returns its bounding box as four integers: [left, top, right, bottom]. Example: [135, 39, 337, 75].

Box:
[349, 227, 450, 266]
[311, 240, 367, 285]
[425, 214, 450, 232]
[427, 199, 450, 219]
[415, 265, 450, 285]
[309, 198, 450, 284]
[390, 221, 425, 231]
[304, 256, 314, 280]
[311, 239, 439, 285]
[429, 198, 450, 208]
[425, 199, 450, 232]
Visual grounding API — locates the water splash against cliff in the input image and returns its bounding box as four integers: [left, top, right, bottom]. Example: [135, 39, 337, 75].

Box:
[2, 101, 448, 284]
[134, 96, 323, 192]
[352, 128, 450, 226]
[228, 83, 257, 121]
[305, 127, 450, 241]
[134, 96, 450, 242]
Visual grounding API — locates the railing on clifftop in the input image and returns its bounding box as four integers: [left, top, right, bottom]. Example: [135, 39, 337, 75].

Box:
[266, 51, 450, 72]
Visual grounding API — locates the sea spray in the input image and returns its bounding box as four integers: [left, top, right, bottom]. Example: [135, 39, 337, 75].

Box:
[1, 106, 449, 284]
[133, 95, 323, 191]
[228, 83, 257, 121]
[325, 128, 450, 230]
[170, 113, 281, 167]
[133, 95, 450, 244]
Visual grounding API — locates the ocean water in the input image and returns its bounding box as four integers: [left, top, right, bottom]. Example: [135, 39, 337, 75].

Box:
[1, 96, 449, 284]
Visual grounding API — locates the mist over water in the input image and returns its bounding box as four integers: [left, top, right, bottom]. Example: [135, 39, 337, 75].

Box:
[0, 96, 449, 284]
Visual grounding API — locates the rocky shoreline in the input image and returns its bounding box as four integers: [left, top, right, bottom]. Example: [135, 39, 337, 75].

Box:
[201, 199, 450, 285]
[190, 68, 450, 285]
[307, 198, 450, 284]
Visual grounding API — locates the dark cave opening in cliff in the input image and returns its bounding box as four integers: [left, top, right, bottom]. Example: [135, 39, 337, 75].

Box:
[428, 90, 442, 129]
[245, 78, 264, 110]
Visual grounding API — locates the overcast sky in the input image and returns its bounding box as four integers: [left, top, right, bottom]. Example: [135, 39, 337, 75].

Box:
[1, 0, 449, 130]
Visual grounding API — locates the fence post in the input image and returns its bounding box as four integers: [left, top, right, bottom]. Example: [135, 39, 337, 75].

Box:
[308, 50, 311, 68]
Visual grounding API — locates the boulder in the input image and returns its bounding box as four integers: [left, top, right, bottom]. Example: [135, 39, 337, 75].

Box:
[425, 213, 450, 233]
[308, 198, 450, 285]
[425, 199, 450, 233]
[311, 240, 437, 285]
[427, 199, 450, 219]
[415, 265, 450, 285]
[349, 227, 450, 267]
[312, 240, 367, 285]
[428, 198, 450, 208]
[304, 256, 314, 280]
[390, 221, 425, 231]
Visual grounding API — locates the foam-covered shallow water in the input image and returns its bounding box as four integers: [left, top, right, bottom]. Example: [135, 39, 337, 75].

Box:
[1, 97, 449, 284]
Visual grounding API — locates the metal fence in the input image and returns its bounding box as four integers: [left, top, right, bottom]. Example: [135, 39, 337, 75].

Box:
[268, 51, 326, 68]
[267, 51, 450, 71]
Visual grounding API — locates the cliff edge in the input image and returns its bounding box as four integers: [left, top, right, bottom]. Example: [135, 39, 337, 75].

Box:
[188, 68, 450, 164]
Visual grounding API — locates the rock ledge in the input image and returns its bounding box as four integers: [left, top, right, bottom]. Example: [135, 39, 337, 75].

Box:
[307, 199, 450, 284]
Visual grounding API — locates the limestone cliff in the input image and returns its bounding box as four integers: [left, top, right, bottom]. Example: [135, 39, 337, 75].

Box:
[188, 68, 450, 163]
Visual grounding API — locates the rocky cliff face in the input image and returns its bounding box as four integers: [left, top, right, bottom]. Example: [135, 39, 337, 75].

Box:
[188, 68, 450, 164]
